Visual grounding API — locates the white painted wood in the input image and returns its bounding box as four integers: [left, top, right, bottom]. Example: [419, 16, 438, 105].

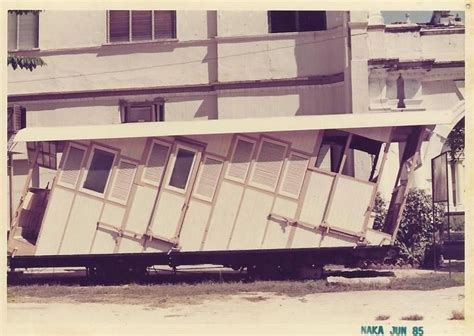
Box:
[249, 138, 287, 192]
[118, 236, 145, 253]
[202, 180, 244, 251]
[319, 234, 356, 248]
[225, 137, 256, 183]
[299, 171, 334, 226]
[122, 185, 157, 234]
[91, 203, 126, 254]
[108, 159, 137, 205]
[228, 188, 273, 250]
[193, 156, 223, 202]
[269, 130, 319, 154]
[185, 134, 233, 157]
[143, 239, 171, 253]
[179, 200, 212, 251]
[291, 227, 322, 248]
[142, 140, 171, 187]
[96, 138, 147, 161]
[326, 176, 375, 232]
[35, 187, 75, 255]
[365, 228, 392, 246]
[279, 152, 309, 198]
[262, 197, 297, 249]
[150, 190, 184, 239]
[57, 143, 87, 189]
[59, 194, 103, 255]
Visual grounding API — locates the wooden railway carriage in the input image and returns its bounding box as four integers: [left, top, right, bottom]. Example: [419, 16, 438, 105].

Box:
[7, 111, 451, 275]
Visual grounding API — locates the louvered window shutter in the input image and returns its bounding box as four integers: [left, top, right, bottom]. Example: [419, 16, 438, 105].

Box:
[143, 142, 170, 186]
[280, 153, 308, 198]
[110, 160, 137, 203]
[194, 157, 223, 202]
[251, 140, 287, 191]
[226, 138, 255, 182]
[154, 11, 175, 39]
[18, 12, 38, 49]
[132, 11, 152, 41]
[8, 13, 17, 50]
[109, 10, 130, 42]
[60, 146, 86, 188]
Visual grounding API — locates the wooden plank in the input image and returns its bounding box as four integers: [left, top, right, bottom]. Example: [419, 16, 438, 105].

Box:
[261, 197, 297, 249]
[299, 171, 333, 226]
[90, 203, 126, 254]
[178, 200, 212, 251]
[150, 190, 184, 240]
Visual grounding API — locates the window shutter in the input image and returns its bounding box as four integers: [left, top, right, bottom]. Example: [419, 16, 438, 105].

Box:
[154, 11, 175, 39]
[60, 146, 86, 187]
[194, 157, 223, 201]
[18, 12, 38, 49]
[251, 140, 287, 191]
[226, 138, 255, 182]
[8, 13, 17, 50]
[143, 142, 170, 185]
[110, 160, 137, 203]
[109, 10, 130, 42]
[132, 11, 152, 41]
[280, 153, 308, 198]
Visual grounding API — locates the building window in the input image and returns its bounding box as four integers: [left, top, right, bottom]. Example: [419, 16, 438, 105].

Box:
[82, 147, 116, 195]
[120, 100, 164, 123]
[268, 11, 326, 33]
[8, 11, 39, 51]
[108, 10, 176, 43]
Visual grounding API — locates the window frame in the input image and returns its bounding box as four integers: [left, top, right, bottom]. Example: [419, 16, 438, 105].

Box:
[119, 99, 165, 123]
[224, 135, 257, 184]
[141, 139, 172, 187]
[106, 10, 176, 44]
[8, 11, 40, 51]
[108, 158, 138, 205]
[57, 142, 88, 189]
[164, 143, 200, 194]
[248, 136, 289, 192]
[267, 10, 327, 34]
[193, 154, 224, 203]
[79, 144, 118, 198]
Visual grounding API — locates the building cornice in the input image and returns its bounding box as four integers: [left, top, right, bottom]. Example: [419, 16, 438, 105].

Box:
[8, 73, 344, 103]
[368, 58, 464, 70]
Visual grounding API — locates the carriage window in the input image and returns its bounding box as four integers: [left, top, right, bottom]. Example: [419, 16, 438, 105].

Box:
[315, 132, 349, 173]
[82, 148, 116, 194]
[169, 148, 196, 190]
[342, 135, 383, 181]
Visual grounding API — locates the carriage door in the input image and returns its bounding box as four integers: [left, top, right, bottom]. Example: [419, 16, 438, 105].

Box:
[148, 141, 203, 243]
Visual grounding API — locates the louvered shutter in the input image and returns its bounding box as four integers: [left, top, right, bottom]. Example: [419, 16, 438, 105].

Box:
[280, 153, 308, 198]
[18, 12, 38, 49]
[132, 11, 152, 41]
[250, 140, 287, 191]
[226, 138, 255, 182]
[154, 11, 175, 39]
[109, 10, 130, 42]
[59, 146, 86, 188]
[8, 13, 17, 50]
[142, 142, 170, 186]
[110, 160, 137, 204]
[194, 157, 223, 202]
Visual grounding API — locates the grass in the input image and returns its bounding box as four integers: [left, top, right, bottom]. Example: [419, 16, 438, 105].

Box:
[375, 315, 390, 321]
[401, 314, 424, 321]
[450, 310, 464, 320]
[7, 272, 464, 308]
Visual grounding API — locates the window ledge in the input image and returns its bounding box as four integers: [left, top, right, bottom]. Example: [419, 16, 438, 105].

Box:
[102, 39, 179, 47]
[8, 48, 41, 53]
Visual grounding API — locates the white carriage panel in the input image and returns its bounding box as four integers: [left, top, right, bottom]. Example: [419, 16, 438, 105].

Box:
[179, 200, 212, 251]
[365, 229, 392, 246]
[118, 237, 145, 253]
[90, 203, 126, 254]
[326, 176, 374, 232]
[319, 235, 357, 248]
[262, 197, 297, 249]
[150, 190, 184, 239]
[35, 188, 75, 255]
[185, 134, 233, 157]
[59, 194, 103, 255]
[123, 185, 157, 234]
[299, 171, 333, 226]
[96, 138, 147, 161]
[291, 227, 322, 248]
[269, 130, 320, 154]
[228, 188, 273, 250]
[202, 181, 244, 251]
[143, 239, 172, 253]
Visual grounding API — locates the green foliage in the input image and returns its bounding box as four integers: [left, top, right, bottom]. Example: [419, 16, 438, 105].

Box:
[372, 192, 387, 231]
[8, 55, 46, 71]
[395, 189, 444, 266]
[445, 118, 465, 161]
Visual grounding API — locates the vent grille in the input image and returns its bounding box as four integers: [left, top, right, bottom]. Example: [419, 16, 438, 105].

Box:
[280, 153, 308, 198]
[110, 160, 137, 203]
[251, 140, 286, 191]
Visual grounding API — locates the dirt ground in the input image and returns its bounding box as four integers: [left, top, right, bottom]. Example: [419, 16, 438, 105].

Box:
[7, 285, 467, 335]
